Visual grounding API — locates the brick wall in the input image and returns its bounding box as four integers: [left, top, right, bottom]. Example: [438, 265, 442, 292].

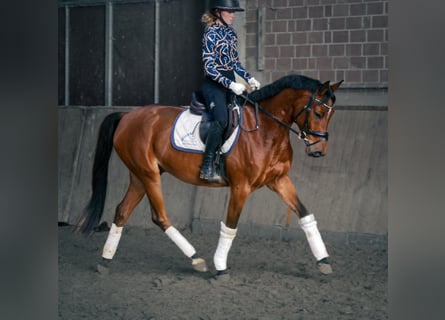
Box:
[244, 0, 388, 88]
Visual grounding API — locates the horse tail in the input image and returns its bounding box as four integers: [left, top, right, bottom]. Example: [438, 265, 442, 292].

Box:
[73, 112, 124, 235]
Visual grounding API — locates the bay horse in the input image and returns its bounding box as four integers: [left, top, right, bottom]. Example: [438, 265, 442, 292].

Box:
[74, 74, 343, 278]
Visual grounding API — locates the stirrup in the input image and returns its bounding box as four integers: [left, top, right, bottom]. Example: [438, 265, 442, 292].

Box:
[200, 167, 222, 183]
[208, 173, 222, 183]
[200, 172, 222, 183]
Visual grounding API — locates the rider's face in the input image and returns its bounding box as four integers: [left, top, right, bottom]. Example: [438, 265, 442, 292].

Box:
[220, 10, 235, 25]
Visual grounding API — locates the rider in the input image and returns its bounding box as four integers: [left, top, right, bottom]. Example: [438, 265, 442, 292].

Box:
[199, 0, 261, 183]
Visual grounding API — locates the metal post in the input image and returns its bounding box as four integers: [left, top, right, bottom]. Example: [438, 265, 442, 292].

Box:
[105, 2, 114, 106]
[154, 0, 160, 104]
[64, 6, 70, 106]
[256, 7, 265, 71]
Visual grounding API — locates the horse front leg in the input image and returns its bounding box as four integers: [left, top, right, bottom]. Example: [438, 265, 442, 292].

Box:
[212, 186, 251, 280]
[267, 175, 332, 274]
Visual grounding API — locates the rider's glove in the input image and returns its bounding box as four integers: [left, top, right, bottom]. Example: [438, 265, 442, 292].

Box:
[229, 82, 246, 95]
[248, 77, 261, 91]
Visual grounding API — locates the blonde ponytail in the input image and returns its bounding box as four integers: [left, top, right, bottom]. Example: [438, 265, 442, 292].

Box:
[201, 11, 217, 28]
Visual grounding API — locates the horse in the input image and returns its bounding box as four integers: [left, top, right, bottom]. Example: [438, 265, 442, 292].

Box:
[74, 74, 343, 279]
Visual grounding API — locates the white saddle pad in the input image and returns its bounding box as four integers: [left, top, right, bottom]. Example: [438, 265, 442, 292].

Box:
[171, 108, 240, 155]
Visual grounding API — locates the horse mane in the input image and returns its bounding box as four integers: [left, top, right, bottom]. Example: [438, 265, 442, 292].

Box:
[247, 74, 334, 103]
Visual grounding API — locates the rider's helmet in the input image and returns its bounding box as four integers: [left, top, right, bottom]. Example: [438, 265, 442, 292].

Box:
[210, 0, 245, 12]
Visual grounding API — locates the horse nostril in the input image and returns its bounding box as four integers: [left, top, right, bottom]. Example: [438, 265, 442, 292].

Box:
[310, 151, 324, 158]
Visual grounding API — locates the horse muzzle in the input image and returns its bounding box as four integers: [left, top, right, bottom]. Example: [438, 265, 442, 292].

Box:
[306, 142, 326, 157]
[301, 131, 328, 157]
[304, 138, 327, 156]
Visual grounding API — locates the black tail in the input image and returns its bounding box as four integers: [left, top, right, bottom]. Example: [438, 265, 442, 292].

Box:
[73, 112, 124, 235]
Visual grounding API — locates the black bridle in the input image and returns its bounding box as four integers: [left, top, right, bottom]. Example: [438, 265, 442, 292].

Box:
[239, 91, 334, 148]
[296, 93, 334, 147]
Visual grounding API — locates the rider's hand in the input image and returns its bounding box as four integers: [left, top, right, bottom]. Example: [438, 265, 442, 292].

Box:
[248, 77, 261, 91]
[229, 82, 246, 95]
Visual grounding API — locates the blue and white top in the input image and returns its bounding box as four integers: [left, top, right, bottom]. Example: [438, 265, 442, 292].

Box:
[202, 23, 251, 89]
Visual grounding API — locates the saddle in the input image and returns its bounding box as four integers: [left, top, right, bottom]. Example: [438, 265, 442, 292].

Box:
[189, 91, 240, 144]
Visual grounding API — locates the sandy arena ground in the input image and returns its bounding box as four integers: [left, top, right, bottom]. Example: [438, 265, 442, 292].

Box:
[58, 224, 387, 319]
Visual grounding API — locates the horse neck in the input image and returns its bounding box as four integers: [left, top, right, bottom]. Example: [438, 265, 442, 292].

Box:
[257, 88, 310, 125]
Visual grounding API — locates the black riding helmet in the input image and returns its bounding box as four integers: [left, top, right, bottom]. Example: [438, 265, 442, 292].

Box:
[210, 0, 245, 12]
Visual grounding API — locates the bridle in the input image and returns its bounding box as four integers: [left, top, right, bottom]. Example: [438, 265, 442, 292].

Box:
[239, 90, 335, 148]
[295, 93, 334, 148]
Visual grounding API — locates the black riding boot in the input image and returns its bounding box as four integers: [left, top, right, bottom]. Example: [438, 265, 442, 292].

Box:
[200, 121, 224, 183]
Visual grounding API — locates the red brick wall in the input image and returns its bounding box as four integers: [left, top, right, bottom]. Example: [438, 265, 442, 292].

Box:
[244, 0, 388, 88]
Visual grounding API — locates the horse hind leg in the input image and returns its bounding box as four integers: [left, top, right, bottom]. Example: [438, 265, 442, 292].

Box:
[97, 173, 146, 274]
[143, 175, 208, 273]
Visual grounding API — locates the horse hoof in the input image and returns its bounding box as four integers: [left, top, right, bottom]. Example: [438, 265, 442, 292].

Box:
[191, 257, 208, 272]
[96, 258, 111, 275]
[316, 258, 333, 274]
[210, 270, 231, 284]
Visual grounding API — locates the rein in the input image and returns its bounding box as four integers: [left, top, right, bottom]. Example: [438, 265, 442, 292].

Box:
[239, 92, 332, 146]
[239, 94, 300, 135]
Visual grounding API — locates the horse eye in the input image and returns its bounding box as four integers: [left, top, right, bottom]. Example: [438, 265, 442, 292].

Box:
[314, 111, 323, 119]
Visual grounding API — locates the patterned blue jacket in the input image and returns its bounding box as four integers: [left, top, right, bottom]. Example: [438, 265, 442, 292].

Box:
[202, 23, 251, 89]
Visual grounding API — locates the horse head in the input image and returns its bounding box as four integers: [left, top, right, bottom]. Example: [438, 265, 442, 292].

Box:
[295, 80, 343, 157]
[246, 74, 343, 158]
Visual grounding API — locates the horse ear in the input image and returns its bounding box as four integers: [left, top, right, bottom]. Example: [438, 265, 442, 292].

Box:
[318, 81, 331, 95]
[330, 80, 344, 92]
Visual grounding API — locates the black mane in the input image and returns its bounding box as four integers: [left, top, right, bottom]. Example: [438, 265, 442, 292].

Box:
[247, 74, 327, 102]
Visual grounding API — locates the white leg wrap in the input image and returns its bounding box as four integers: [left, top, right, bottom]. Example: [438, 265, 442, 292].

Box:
[214, 221, 237, 271]
[102, 223, 123, 259]
[165, 226, 196, 258]
[299, 214, 329, 261]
